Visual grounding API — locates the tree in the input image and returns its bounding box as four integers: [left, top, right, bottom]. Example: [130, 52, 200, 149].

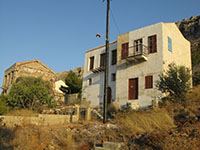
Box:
[0, 95, 9, 115]
[156, 63, 191, 103]
[64, 71, 82, 94]
[193, 71, 200, 86]
[7, 76, 54, 109]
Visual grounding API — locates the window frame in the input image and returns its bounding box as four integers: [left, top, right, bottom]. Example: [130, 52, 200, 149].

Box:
[168, 37, 172, 52]
[89, 56, 94, 71]
[88, 78, 92, 85]
[111, 73, 116, 81]
[148, 35, 157, 53]
[111, 49, 117, 65]
[145, 75, 153, 89]
[100, 53, 106, 68]
[121, 42, 129, 59]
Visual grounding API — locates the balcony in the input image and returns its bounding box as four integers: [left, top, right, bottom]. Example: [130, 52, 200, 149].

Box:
[92, 66, 104, 73]
[125, 44, 148, 63]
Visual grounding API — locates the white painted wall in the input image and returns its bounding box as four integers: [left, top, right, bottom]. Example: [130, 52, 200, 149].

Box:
[82, 22, 191, 109]
[116, 23, 163, 108]
[82, 41, 117, 107]
[116, 22, 191, 108]
[55, 80, 68, 93]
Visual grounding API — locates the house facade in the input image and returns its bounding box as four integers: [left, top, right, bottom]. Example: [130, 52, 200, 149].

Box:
[82, 41, 117, 107]
[83, 22, 191, 108]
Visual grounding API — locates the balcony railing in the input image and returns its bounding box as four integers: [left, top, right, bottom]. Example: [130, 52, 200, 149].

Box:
[125, 44, 149, 62]
[92, 66, 104, 73]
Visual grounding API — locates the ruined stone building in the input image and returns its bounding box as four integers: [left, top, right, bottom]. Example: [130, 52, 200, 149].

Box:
[1, 60, 66, 103]
[82, 22, 192, 109]
[2, 60, 55, 95]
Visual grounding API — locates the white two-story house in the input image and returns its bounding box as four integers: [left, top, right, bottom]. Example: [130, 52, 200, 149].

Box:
[82, 41, 117, 107]
[82, 22, 191, 108]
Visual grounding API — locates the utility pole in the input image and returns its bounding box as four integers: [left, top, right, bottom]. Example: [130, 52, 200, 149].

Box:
[103, 0, 110, 123]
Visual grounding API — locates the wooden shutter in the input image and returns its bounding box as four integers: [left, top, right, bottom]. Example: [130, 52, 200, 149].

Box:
[100, 53, 106, 68]
[112, 50, 117, 65]
[121, 42, 129, 59]
[148, 35, 157, 53]
[145, 76, 153, 89]
[152, 35, 157, 53]
[89, 57, 94, 70]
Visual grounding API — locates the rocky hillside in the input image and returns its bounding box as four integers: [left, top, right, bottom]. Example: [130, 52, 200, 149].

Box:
[55, 67, 84, 82]
[176, 15, 200, 41]
[176, 15, 200, 72]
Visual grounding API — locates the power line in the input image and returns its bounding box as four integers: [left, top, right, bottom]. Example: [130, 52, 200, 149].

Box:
[110, 8, 120, 35]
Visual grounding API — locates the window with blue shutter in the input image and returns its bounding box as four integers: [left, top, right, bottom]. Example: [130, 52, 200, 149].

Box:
[168, 37, 172, 52]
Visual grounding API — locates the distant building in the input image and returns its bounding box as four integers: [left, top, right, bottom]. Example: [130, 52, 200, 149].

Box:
[82, 22, 192, 108]
[2, 60, 55, 95]
[1, 59, 66, 103]
[55, 80, 68, 94]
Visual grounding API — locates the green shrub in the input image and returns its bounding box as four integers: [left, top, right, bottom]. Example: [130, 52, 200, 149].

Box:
[7, 76, 54, 110]
[193, 71, 200, 86]
[0, 95, 9, 115]
[156, 63, 191, 104]
[63, 71, 82, 94]
[191, 47, 200, 67]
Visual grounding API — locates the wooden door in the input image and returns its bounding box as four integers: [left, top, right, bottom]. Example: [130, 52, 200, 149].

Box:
[129, 78, 138, 100]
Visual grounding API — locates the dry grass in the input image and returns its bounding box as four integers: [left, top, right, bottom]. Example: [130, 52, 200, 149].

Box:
[115, 108, 175, 134]
[0, 124, 75, 150]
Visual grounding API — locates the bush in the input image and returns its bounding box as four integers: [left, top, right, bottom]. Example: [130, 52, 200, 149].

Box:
[156, 63, 191, 104]
[193, 71, 200, 86]
[64, 71, 82, 94]
[7, 77, 54, 110]
[0, 95, 9, 115]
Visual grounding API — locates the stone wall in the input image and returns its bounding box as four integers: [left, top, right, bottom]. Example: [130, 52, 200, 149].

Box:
[0, 114, 79, 127]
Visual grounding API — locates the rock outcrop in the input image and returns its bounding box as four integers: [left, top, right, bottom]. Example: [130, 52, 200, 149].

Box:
[176, 15, 200, 41]
[55, 67, 84, 82]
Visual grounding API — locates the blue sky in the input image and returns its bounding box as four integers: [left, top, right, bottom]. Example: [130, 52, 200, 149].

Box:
[0, 0, 199, 91]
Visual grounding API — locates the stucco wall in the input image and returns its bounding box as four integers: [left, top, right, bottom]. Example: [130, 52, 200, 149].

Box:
[116, 23, 164, 108]
[82, 42, 117, 107]
[162, 23, 191, 71]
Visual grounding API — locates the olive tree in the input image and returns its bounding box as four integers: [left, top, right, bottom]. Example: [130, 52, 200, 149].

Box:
[7, 76, 54, 109]
[156, 63, 191, 103]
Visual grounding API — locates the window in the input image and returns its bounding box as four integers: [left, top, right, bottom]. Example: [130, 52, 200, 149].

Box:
[88, 78, 92, 85]
[134, 39, 143, 53]
[111, 73, 116, 81]
[168, 37, 172, 52]
[145, 75, 153, 89]
[148, 35, 157, 53]
[100, 53, 106, 68]
[89, 56, 94, 71]
[111, 49, 117, 65]
[121, 42, 129, 59]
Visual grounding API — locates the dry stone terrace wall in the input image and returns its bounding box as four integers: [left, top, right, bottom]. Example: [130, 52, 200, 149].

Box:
[0, 114, 77, 127]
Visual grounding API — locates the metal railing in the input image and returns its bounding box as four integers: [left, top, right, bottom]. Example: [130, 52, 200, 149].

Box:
[128, 44, 149, 57]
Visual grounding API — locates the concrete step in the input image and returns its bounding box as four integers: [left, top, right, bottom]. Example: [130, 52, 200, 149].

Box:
[103, 142, 121, 150]
[91, 108, 103, 120]
[95, 142, 122, 150]
[95, 147, 110, 150]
